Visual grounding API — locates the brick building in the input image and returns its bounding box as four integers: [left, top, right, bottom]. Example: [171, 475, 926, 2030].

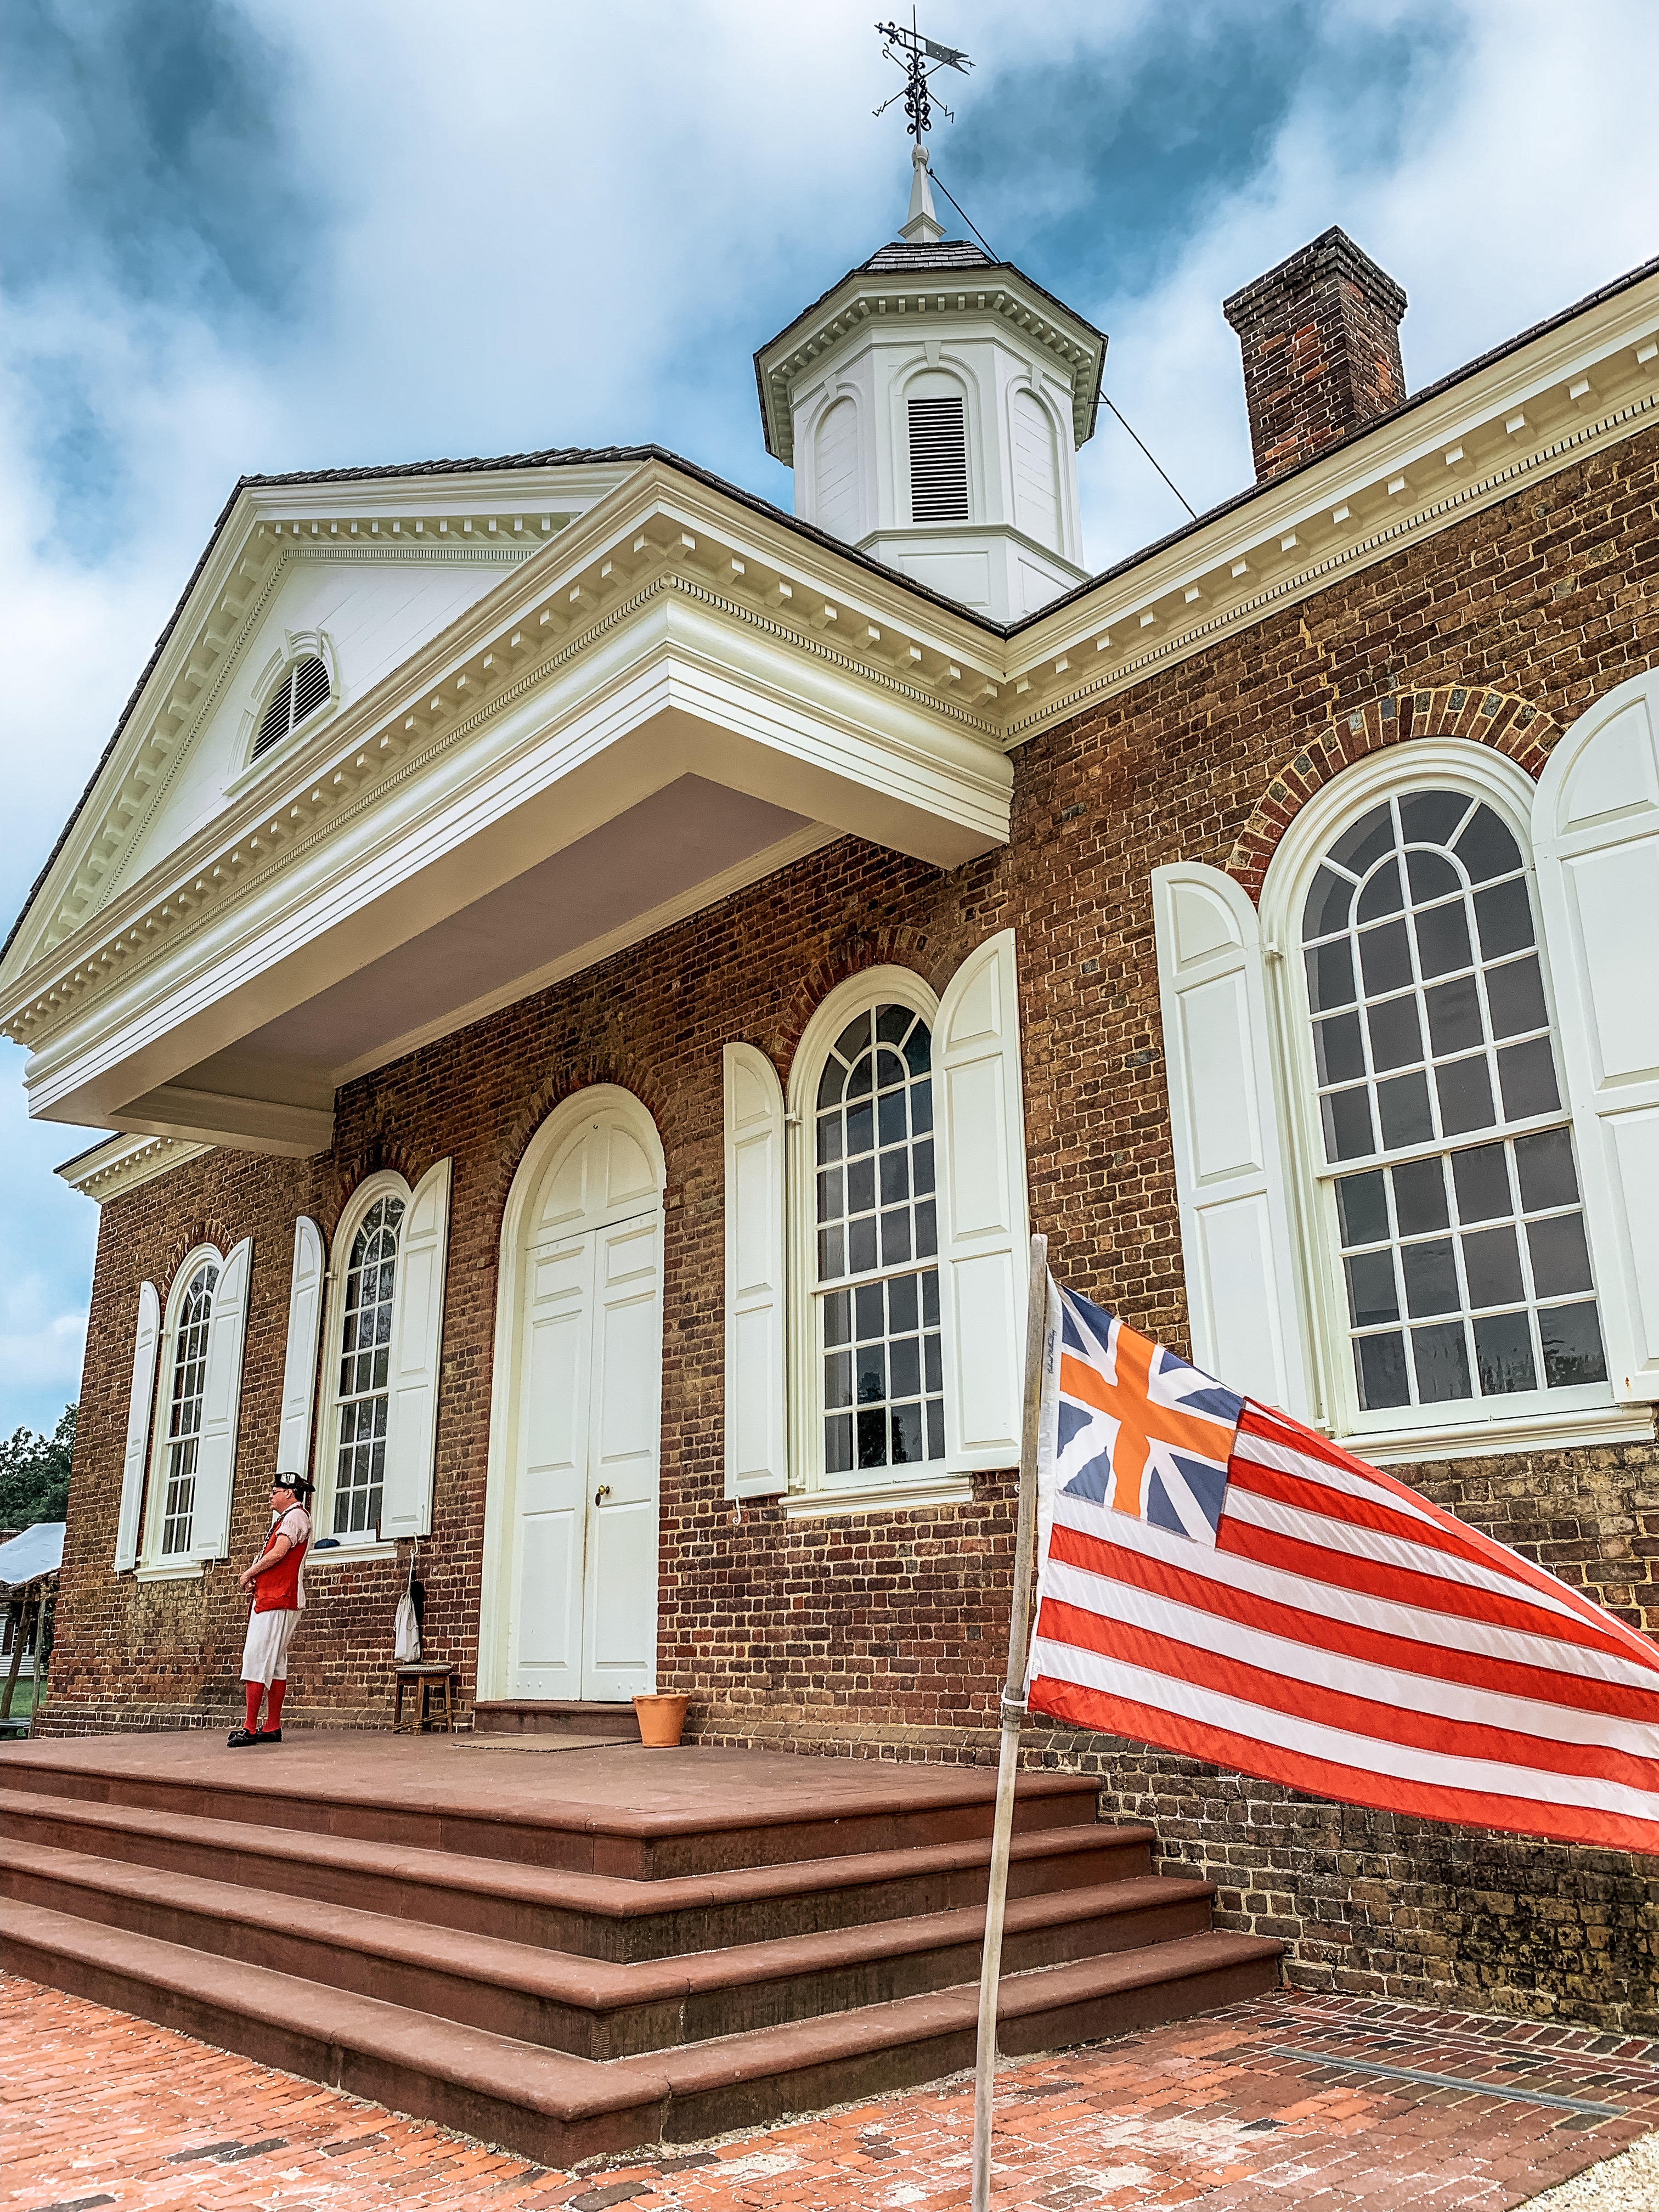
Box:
[4, 156, 1658, 2025]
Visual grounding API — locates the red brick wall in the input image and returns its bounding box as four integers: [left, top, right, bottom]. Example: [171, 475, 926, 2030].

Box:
[40, 418, 1659, 2028]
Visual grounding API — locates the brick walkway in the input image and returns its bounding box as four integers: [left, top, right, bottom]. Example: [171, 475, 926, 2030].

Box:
[4, 1975, 1657, 2211]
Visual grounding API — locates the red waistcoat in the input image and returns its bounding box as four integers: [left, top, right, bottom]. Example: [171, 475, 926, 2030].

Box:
[253, 1509, 311, 1613]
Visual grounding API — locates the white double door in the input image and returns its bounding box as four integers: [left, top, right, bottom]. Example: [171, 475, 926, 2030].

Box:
[509, 1207, 662, 1702]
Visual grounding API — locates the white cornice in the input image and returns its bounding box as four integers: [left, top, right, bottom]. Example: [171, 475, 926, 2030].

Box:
[55, 1131, 211, 1205]
[1000, 269, 1659, 736]
[756, 266, 1105, 464]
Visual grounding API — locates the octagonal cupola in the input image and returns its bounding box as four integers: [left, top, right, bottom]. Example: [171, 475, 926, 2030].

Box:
[754, 145, 1105, 620]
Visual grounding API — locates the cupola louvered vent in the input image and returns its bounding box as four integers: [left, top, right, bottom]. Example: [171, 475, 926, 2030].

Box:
[907, 396, 969, 522]
[252, 654, 331, 761]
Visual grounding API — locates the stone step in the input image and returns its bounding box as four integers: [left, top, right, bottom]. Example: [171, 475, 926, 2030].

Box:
[3, 1900, 1283, 2166]
[0, 1743, 1101, 1876]
[2, 1839, 1216, 2059]
[0, 1786, 1155, 1960]
[473, 1701, 642, 1740]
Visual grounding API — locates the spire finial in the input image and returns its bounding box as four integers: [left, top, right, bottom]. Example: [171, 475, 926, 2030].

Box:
[900, 142, 946, 245]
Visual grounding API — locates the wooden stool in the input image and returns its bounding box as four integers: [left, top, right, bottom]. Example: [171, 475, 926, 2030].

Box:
[393, 1663, 461, 1734]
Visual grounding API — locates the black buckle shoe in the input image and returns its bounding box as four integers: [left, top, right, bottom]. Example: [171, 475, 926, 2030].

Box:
[227, 1728, 260, 1747]
[257, 1728, 283, 1744]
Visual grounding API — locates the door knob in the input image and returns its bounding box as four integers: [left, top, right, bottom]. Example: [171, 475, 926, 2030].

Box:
[595, 1485, 612, 1505]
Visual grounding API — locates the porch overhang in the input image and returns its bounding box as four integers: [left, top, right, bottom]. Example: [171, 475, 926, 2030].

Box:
[5, 478, 1011, 1155]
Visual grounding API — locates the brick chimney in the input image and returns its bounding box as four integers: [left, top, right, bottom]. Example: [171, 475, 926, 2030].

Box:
[1223, 227, 1407, 484]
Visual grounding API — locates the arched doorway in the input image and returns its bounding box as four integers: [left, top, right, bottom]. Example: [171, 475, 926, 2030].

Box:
[479, 1087, 665, 1703]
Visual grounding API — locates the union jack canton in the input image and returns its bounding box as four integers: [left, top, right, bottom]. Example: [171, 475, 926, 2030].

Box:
[1050, 1289, 1243, 1548]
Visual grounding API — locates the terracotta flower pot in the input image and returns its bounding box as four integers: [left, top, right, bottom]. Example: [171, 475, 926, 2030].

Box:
[633, 1692, 689, 1748]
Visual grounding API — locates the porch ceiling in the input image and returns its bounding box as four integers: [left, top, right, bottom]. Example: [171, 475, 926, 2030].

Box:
[143, 776, 817, 1136]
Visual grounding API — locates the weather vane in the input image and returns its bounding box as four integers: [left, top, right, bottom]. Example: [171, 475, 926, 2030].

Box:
[873, 14, 972, 142]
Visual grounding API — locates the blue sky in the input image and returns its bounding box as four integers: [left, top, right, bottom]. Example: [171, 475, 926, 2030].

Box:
[2, 0, 1655, 1437]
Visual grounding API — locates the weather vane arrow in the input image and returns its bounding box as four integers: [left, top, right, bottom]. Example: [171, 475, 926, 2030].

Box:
[873, 15, 972, 140]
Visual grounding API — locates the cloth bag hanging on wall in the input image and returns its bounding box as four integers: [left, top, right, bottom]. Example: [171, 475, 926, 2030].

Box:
[393, 1547, 421, 1664]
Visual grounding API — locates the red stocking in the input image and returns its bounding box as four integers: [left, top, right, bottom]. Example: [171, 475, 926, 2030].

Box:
[266, 1679, 286, 1730]
[244, 1680, 263, 1733]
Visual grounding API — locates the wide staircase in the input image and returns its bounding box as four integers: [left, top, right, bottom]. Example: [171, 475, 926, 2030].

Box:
[0, 1737, 1282, 2166]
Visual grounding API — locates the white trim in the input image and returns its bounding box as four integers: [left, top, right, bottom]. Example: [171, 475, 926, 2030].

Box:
[55, 1133, 212, 1205]
[1259, 738, 1627, 1458]
[133, 1560, 204, 1584]
[780, 1471, 975, 1520]
[276, 1216, 325, 1476]
[1151, 864, 1314, 1417]
[1531, 665, 1659, 1402]
[785, 963, 943, 1508]
[477, 1086, 666, 1703]
[1351, 1404, 1654, 1468]
[306, 1538, 400, 1566]
[115, 1281, 161, 1572]
[723, 1042, 788, 1498]
[934, 928, 1034, 1469]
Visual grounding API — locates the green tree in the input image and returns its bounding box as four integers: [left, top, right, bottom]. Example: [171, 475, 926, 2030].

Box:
[0, 1405, 76, 1531]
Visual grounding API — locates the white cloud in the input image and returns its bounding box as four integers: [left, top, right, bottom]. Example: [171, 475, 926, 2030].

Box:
[1079, 0, 1659, 566]
[0, 1278, 87, 1404]
[2, 0, 1654, 1430]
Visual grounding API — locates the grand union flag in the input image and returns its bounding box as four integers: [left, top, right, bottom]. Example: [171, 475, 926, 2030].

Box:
[1026, 1284, 1659, 1855]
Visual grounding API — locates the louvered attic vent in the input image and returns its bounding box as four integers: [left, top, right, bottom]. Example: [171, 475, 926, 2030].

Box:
[907, 397, 969, 522]
[252, 654, 331, 760]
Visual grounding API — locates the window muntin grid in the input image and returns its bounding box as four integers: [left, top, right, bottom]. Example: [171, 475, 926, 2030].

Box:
[160, 1262, 217, 1556]
[333, 1194, 404, 1535]
[1301, 788, 1605, 1412]
[814, 1003, 945, 1475]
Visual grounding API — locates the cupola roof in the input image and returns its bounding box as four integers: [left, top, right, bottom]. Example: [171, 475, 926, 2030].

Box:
[753, 170, 1105, 467]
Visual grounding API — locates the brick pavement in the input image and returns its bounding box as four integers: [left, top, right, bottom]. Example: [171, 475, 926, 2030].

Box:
[5, 1974, 1658, 2211]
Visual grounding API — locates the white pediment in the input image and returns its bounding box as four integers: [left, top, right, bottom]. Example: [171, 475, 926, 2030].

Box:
[116, 546, 523, 897]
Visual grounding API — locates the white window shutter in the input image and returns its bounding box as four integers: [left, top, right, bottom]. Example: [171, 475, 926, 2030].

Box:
[381, 1158, 452, 1538]
[114, 1282, 161, 1571]
[724, 1042, 788, 1497]
[277, 1216, 325, 1477]
[936, 928, 1031, 1470]
[1532, 673, 1659, 1401]
[1151, 864, 1312, 1417]
[189, 1237, 252, 1561]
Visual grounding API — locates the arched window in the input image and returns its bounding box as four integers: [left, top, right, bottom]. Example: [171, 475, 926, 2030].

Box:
[252, 653, 331, 762]
[315, 1163, 452, 1545]
[134, 1237, 251, 1572]
[330, 1192, 405, 1534]
[1300, 786, 1605, 1413]
[813, 998, 945, 1474]
[1158, 701, 1659, 1459]
[156, 1260, 218, 1555]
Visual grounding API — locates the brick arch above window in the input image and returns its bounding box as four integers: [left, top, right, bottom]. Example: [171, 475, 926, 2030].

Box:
[776, 926, 947, 1075]
[487, 1059, 670, 1229]
[1225, 684, 1561, 901]
[157, 1216, 242, 1299]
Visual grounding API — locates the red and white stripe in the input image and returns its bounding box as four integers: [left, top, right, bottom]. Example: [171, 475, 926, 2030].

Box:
[1028, 1400, 1659, 1854]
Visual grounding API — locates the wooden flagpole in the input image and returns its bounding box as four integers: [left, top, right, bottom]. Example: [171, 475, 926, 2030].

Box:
[970, 1232, 1050, 2212]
